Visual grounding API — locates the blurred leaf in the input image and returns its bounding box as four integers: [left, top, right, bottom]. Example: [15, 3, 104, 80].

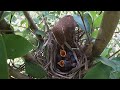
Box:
[73, 15, 91, 32]
[0, 35, 9, 79]
[33, 18, 40, 24]
[22, 29, 31, 37]
[47, 15, 56, 20]
[84, 15, 91, 33]
[90, 11, 97, 21]
[93, 14, 103, 28]
[42, 11, 49, 16]
[114, 38, 120, 47]
[20, 19, 26, 25]
[35, 30, 46, 37]
[83, 62, 112, 79]
[112, 57, 120, 61]
[3, 34, 34, 59]
[84, 12, 93, 30]
[20, 19, 28, 28]
[110, 71, 120, 79]
[12, 16, 17, 23]
[0, 11, 11, 21]
[38, 23, 44, 29]
[109, 57, 120, 79]
[101, 48, 112, 57]
[97, 57, 120, 72]
[25, 61, 47, 78]
[91, 29, 99, 38]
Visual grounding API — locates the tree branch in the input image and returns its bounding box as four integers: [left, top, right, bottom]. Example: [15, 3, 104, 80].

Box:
[23, 11, 43, 42]
[92, 11, 120, 57]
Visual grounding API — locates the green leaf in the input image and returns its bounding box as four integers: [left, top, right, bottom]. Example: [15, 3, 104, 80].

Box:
[0, 11, 11, 21]
[90, 11, 97, 21]
[84, 12, 93, 28]
[35, 30, 46, 37]
[110, 71, 120, 79]
[20, 20, 26, 25]
[97, 57, 120, 72]
[93, 14, 103, 28]
[42, 11, 49, 16]
[20, 19, 28, 28]
[22, 29, 31, 37]
[3, 34, 34, 59]
[33, 18, 40, 24]
[114, 38, 120, 47]
[109, 57, 120, 79]
[0, 35, 9, 79]
[91, 29, 99, 38]
[11, 16, 17, 23]
[73, 15, 91, 32]
[112, 57, 120, 61]
[83, 62, 112, 79]
[101, 48, 112, 57]
[25, 61, 47, 78]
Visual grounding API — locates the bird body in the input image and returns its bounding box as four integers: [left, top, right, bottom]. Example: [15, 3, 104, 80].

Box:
[52, 15, 77, 48]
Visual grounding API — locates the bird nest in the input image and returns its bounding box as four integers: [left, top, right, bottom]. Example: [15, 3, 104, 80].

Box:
[33, 30, 91, 79]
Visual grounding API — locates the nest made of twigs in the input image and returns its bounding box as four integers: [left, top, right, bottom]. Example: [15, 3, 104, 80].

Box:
[33, 30, 92, 79]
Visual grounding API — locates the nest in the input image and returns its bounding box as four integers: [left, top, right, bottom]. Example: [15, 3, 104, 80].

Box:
[33, 15, 93, 79]
[33, 30, 92, 79]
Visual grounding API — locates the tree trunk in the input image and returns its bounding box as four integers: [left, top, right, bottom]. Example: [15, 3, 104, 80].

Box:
[92, 11, 120, 57]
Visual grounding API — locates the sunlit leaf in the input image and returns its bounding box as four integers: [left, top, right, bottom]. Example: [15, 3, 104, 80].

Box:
[93, 14, 103, 28]
[91, 29, 99, 38]
[22, 29, 31, 37]
[101, 48, 112, 57]
[25, 61, 47, 78]
[83, 62, 112, 79]
[0, 35, 9, 79]
[0, 11, 11, 21]
[20, 20, 26, 25]
[3, 34, 34, 59]
[11, 16, 17, 23]
[90, 11, 97, 21]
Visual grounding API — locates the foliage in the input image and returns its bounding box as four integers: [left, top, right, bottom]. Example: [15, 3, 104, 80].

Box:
[25, 60, 47, 78]
[0, 11, 120, 79]
[0, 35, 9, 79]
[0, 34, 34, 78]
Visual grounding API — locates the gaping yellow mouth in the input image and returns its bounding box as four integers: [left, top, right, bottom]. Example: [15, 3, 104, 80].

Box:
[57, 60, 65, 67]
[60, 49, 66, 57]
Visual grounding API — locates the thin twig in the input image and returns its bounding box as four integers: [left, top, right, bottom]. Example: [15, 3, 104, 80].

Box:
[108, 49, 120, 59]
[23, 11, 44, 42]
[23, 11, 39, 30]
